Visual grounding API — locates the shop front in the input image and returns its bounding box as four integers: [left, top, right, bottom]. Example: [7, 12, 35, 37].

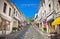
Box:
[50, 17, 60, 39]
[0, 16, 10, 35]
[34, 20, 39, 28]
[42, 19, 47, 32]
[12, 19, 18, 32]
[52, 17, 60, 37]
[13, 20, 18, 27]
[47, 14, 54, 34]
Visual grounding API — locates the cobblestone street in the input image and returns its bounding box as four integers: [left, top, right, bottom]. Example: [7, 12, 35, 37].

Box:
[5, 25, 49, 39]
[0, 0, 60, 39]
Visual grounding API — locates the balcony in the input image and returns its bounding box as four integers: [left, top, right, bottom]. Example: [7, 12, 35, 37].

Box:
[12, 14, 21, 22]
[46, 10, 54, 17]
[0, 12, 12, 21]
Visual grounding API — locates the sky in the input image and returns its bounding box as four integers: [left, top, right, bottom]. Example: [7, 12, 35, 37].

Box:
[9, 0, 40, 18]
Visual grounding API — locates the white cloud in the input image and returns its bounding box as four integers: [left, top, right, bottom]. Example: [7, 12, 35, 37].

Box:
[21, 4, 38, 7]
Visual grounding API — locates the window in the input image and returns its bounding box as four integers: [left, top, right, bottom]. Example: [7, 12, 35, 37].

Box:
[58, 0, 60, 5]
[35, 15, 38, 19]
[18, 14, 20, 18]
[49, 4, 51, 7]
[43, 0, 45, 3]
[48, 0, 50, 1]
[9, 8, 11, 16]
[16, 11, 17, 16]
[3, 2, 7, 13]
[6, 21, 10, 31]
[49, 4, 51, 11]
[57, 0, 60, 10]
[57, 4, 59, 10]
[14, 9, 15, 14]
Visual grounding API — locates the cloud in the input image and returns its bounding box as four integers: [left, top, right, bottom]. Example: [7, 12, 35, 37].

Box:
[21, 4, 38, 7]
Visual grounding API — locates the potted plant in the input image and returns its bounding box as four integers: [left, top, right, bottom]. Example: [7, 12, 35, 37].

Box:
[12, 27, 17, 32]
[43, 27, 47, 31]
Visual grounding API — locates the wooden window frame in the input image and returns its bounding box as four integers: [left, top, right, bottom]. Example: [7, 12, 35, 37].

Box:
[3, 2, 7, 13]
[9, 8, 11, 16]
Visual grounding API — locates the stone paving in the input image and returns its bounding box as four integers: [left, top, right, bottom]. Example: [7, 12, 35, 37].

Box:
[5, 25, 50, 39]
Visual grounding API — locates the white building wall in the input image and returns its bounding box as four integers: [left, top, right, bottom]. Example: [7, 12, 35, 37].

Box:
[38, 7, 42, 19]
[0, 0, 13, 35]
[54, 0, 60, 15]
[37, 0, 60, 33]
[0, 0, 4, 13]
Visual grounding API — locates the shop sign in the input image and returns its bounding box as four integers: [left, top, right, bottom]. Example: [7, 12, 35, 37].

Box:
[43, 19, 46, 28]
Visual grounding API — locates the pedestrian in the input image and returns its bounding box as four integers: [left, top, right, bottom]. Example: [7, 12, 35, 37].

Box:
[57, 24, 60, 39]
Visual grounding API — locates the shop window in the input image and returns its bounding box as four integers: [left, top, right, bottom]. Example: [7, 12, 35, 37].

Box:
[3, 21, 10, 31]
[0, 17, 10, 31]
[6, 21, 10, 31]
[9, 8, 11, 16]
[3, 2, 7, 13]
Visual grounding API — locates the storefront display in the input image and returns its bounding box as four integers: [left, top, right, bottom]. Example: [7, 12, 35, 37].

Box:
[52, 17, 60, 38]
[43, 19, 46, 28]
[0, 16, 10, 31]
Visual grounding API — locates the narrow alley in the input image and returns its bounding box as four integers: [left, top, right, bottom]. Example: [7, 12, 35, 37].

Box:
[0, 0, 60, 39]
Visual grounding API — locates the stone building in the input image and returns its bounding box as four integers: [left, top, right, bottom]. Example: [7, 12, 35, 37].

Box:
[35, 0, 60, 34]
[0, 0, 27, 35]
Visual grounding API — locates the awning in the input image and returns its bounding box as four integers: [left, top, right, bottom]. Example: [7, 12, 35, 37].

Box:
[52, 17, 60, 25]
